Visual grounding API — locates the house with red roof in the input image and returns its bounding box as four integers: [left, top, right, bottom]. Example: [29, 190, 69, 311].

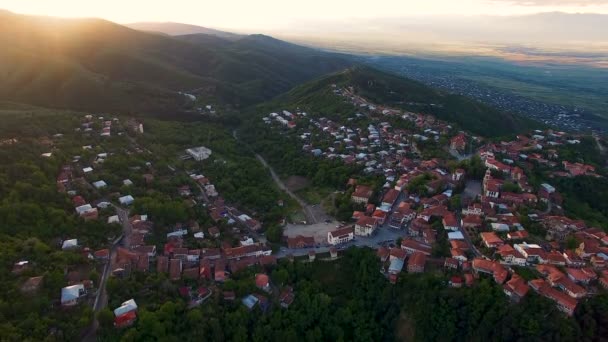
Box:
[485, 158, 511, 174]
[507, 230, 529, 240]
[461, 215, 483, 229]
[255, 274, 271, 292]
[566, 268, 596, 285]
[351, 185, 373, 204]
[480, 232, 504, 248]
[355, 216, 378, 236]
[327, 226, 354, 245]
[407, 252, 426, 273]
[401, 239, 432, 256]
[450, 134, 466, 152]
[287, 235, 315, 249]
[381, 189, 400, 208]
[472, 258, 508, 284]
[497, 244, 527, 266]
[503, 274, 529, 302]
[442, 213, 459, 231]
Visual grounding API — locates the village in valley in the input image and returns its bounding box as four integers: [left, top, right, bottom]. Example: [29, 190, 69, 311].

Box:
[6, 80, 608, 338]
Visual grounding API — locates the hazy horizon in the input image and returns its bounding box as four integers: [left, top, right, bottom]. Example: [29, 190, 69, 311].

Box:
[1, 0, 608, 31]
[1, 2, 606, 67]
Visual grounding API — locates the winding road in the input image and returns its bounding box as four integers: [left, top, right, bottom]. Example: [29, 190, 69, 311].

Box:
[254, 154, 318, 224]
[232, 129, 319, 224]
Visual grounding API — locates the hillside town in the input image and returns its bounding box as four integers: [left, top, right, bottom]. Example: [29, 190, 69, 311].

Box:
[7, 84, 607, 337]
[261, 83, 608, 316]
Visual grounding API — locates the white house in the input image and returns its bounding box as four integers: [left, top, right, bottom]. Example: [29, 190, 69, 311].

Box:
[114, 299, 138, 317]
[328, 227, 355, 245]
[93, 180, 107, 189]
[61, 284, 86, 306]
[62, 239, 78, 250]
[119, 195, 134, 206]
[354, 216, 378, 237]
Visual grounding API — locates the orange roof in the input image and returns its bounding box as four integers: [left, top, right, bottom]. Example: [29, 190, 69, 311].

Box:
[505, 274, 529, 298]
[480, 232, 503, 245]
[255, 273, 269, 288]
[408, 252, 426, 268]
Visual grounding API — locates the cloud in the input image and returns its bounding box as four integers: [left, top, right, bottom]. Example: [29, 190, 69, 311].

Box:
[488, 0, 608, 5]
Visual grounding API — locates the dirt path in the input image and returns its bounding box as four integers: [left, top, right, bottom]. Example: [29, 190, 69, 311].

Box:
[232, 128, 323, 224]
[254, 154, 318, 224]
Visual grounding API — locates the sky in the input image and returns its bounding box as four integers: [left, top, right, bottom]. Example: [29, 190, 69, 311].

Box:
[1, 0, 607, 31]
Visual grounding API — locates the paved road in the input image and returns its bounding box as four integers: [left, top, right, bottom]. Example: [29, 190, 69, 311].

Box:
[276, 225, 406, 258]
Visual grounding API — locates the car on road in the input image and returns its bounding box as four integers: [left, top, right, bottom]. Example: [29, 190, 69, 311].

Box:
[324, 219, 332, 223]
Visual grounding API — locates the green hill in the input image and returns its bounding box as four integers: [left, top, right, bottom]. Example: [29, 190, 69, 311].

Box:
[0, 10, 351, 114]
[270, 66, 537, 136]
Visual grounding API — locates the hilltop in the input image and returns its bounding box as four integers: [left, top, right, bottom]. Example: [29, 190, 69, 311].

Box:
[0, 11, 351, 114]
[270, 66, 537, 136]
[126, 21, 243, 40]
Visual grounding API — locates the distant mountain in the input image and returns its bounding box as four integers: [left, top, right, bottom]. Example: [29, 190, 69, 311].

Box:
[0, 11, 351, 114]
[271, 66, 537, 136]
[126, 22, 243, 40]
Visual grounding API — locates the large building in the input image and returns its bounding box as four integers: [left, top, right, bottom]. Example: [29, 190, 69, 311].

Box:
[327, 226, 355, 245]
[354, 216, 378, 237]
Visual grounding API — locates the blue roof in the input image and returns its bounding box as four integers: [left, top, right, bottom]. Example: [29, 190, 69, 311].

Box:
[242, 294, 259, 309]
[388, 259, 404, 273]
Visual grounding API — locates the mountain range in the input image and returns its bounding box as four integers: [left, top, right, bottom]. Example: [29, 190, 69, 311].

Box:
[0, 10, 535, 135]
[0, 10, 351, 114]
[126, 22, 243, 40]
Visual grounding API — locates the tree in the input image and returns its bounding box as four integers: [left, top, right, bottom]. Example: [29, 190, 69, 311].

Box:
[97, 308, 114, 329]
[265, 224, 283, 243]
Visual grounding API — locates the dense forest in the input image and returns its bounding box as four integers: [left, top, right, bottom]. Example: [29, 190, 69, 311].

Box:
[97, 248, 608, 341]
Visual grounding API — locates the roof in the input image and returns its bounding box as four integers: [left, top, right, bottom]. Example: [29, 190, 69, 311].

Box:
[329, 226, 354, 238]
[114, 299, 138, 317]
[382, 189, 400, 204]
[408, 252, 426, 268]
[255, 274, 270, 288]
[353, 185, 373, 199]
[356, 216, 377, 227]
[390, 248, 406, 260]
[566, 268, 594, 282]
[287, 235, 315, 249]
[450, 240, 469, 250]
[61, 284, 84, 303]
[401, 239, 432, 255]
[447, 232, 465, 240]
[442, 213, 458, 227]
[389, 258, 405, 273]
[505, 274, 529, 298]
[242, 294, 259, 309]
[480, 232, 503, 245]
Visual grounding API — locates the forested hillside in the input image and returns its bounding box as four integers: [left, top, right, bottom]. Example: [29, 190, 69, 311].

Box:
[0, 10, 351, 114]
